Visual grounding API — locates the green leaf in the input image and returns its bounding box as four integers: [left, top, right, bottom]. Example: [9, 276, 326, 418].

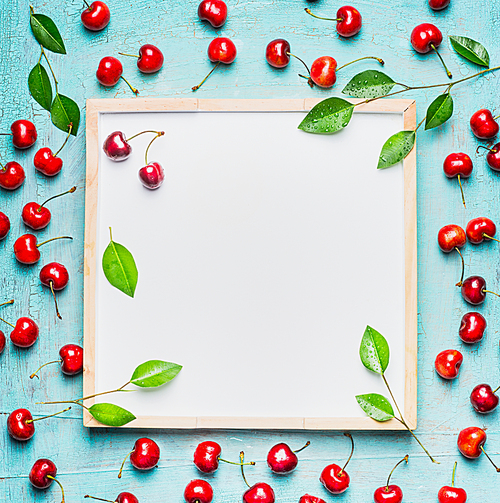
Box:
[88, 403, 136, 426]
[51, 94, 80, 136]
[425, 93, 453, 131]
[359, 325, 390, 374]
[30, 12, 66, 54]
[356, 393, 395, 422]
[28, 63, 53, 111]
[102, 228, 139, 298]
[449, 35, 489, 67]
[342, 70, 396, 99]
[131, 360, 183, 388]
[377, 130, 415, 169]
[298, 97, 354, 134]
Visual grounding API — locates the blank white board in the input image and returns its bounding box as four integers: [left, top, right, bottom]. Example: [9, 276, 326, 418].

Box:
[84, 98, 417, 429]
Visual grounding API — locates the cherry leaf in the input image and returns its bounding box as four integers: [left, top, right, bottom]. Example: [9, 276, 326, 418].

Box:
[377, 130, 415, 169]
[359, 325, 390, 374]
[51, 94, 80, 136]
[28, 63, 53, 111]
[88, 403, 136, 427]
[425, 93, 454, 131]
[298, 97, 354, 134]
[30, 12, 66, 55]
[342, 70, 396, 99]
[449, 36, 490, 68]
[102, 228, 138, 298]
[355, 393, 395, 422]
[131, 360, 183, 388]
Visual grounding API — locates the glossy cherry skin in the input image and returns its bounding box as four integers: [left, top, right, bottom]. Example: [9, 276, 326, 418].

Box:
[29, 459, 57, 489]
[34, 148, 63, 177]
[130, 438, 160, 470]
[208, 37, 237, 63]
[97, 56, 123, 86]
[486, 142, 500, 171]
[59, 344, 84, 375]
[0, 212, 10, 240]
[81, 1, 110, 31]
[320, 464, 350, 494]
[470, 109, 499, 140]
[437, 224, 466, 253]
[139, 162, 164, 189]
[443, 153, 473, 179]
[410, 23, 443, 53]
[429, 0, 450, 10]
[243, 482, 275, 503]
[7, 408, 35, 441]
[10, 317, 39, 348]
[198, 0, 227, 28]
[0, 162, 26, 190]
[373, 485, 403, 503]
[457, 426, 486, 458]
[470, 384, 499, 413]
[184, 479, 214, 503]
[336, 6, 362, 38]
[22, 202, 51, 230]
[40, 262, 69, 290]
[435, 349, 463, 379]
[266, 39, 291, 68]
[459, 312, 486, 344]
[14, 234, 40, 264]
[137, 45, 164, 74]
[298, 496, 325, 503]
[103, 131, 132, 161]
[461, 276, 487, 305]
[310, 56, 337, 88]
[466, 217, 496, 244]
[10, 120, 37, 149]
[0, 331, 5, 354]
[194, 440, 221, 473]
[267, 443, 298, 473]
[438, 485, 467, 503]
[116, 494, 139, 503]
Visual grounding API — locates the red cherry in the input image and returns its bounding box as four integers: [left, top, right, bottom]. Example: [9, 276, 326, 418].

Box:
[437, 224, 465, 253]
[194, 441, 222, 473]
[85, 493, 139, 503]
[437, 462, 466, 503]
[320, 433, 354, 494]
[184, 479, 214, 503]
[484, 142, 500, 171]
[456, 428, 500, 472]
[336, 6, 362, 37]
[119, 438, 160, 477]
[298, 496, 325, 503]
[434, 349, 463, 379]
[139, 162, 164, 189]
[461, 275, 499, 305]
[7, 407, 70, 441]
[40, 262, 69, 320]
[208, 37, 237, 64]
[103, 131, 132, 161]
[470, 109, 499, 140]
[59, 344, 83, 375]
[243, 483, 275, 503]
[10, 119, 37, 149]
[137, 45, 163, 73]
[429, 0, 450, 10]
[470, 384, 499, 413]
[34, 147, 63, 177]
[411, 23, 451, 78]
[81, 1, 111, 31]
[14, 234, 72, 265]
[29, 459, 66, 502]
[0, 161, 26, 190]
[5, 317, 39, 348]
[373, 455, 408, 503]
[97, 57, 138, 94]
[459, 312, 486, 344]
[443, 153, 472, 208]
[266, 39, 291, 68]
[310, 56, 337, 88]
[0, 331, 5, 354]
[466, 217, 497, 244]
[267, 441, 309, 474]
[0, 212, 10, 240]
[198, 0, 227, 28]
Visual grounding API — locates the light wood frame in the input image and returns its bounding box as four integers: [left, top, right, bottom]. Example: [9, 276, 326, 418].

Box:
[84, 98, 417, 430]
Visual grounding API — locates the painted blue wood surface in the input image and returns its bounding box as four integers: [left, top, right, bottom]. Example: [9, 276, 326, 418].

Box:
[2, 0, 500, 501]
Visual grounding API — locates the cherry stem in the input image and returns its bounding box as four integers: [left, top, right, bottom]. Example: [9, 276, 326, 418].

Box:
[218, 457, 255, 467]
[493, 114, 500, 121]
[338, 433, 354, 474]
[476, 145, 497, 155]
[144, 132, 165, 165]
[85, 497, 115, 503]
[118, 52, 139, 58]
[480, 446, 500, 472]
[0, 316, 15, 329]
[120, 76, 139, 95]
[293, 440, 311, 453]
[454, 247, 465, 287]
[37, 381, 132, 405]
[125, 130, 161, 142]
[483, 289, 500, 298]
[386, 455, 408, 489]
[239, 451, 251, 488]
[46, 475, 65, 503]
[118, 450, 134, 478]
[484, 234, 500, 243]
[192, 61, 221, 91]
[451, 461, 457, 487]
[286, 52, 311, 75]
[54, 123, 73, 157]
[0, 299, 14, 308]
[38, 186, 77, 212]
[37, 236, 73, 248]
[82, 0, 91, 8]
[298, 74, 315, 88]
[49, 280, 62, 320]
[26, 406, 71, 423]
[30, 360, 61, 379]
[430, 44, 452, 79]
[456, 175, 466, 209]
[337, 56, 384, 72]
[304, 8, 341, 22]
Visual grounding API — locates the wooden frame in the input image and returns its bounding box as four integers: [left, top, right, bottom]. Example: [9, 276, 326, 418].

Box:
[84, 98, 417, 430]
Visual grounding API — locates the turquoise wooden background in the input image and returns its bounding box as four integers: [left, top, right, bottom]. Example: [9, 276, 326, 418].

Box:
[2, 0, 500, 500]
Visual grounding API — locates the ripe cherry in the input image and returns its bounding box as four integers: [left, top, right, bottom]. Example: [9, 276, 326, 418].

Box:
[138, 131, 165, 189]
[304, 6, 362, 38]
[470, 384, 499, 414]
[0, 161, 26, 190]
[459, 312, 486, 344]
[443, 153, 472, 208]
[461, 275, 500, 305]
[198, 0, 227, 28]
[320, 433, 354, 494]
[184, 479, 213, 503]
[96, 56, 139, 95]
[457, 427, 500, 472]
[267, 441, 310, 474]
[373, 455, 408, 503]
[0, 212, 10, 240]
[14, 234, 73, 265]
[86, 493, 138, 503]
[0, 315, 39, 348]
[118, 437, 160, 478]
[298, 496, 325, 503]
[438, 462, 466, 503]
[0, 331, 5, 355]
[266, 39, 291, 68]
[22, 186, 77, 231]
[437, 224, 466, 286]
[435, 349, 463, 379]
[30, 343, 83, 379]
[103, 129, 163, 161]
[119, 45, 164, 74]
[429, 0, 450, 9]
[470, 109, 499, 139]
[193, 440, 254, 473]
[7, 407, 71, 441]
[33, 125, 73, 177]
[466, 217, 498, 244]
[4, 119, 37, 149]
[192, 37, 237, 91]
[40, 262, 69, 320]
[481, 143, 500, 171]
[29, 459, 65, 502]
[240, 451, 275, 503]
[81, 1, 110, 31]
[411, 23, 451, 78]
